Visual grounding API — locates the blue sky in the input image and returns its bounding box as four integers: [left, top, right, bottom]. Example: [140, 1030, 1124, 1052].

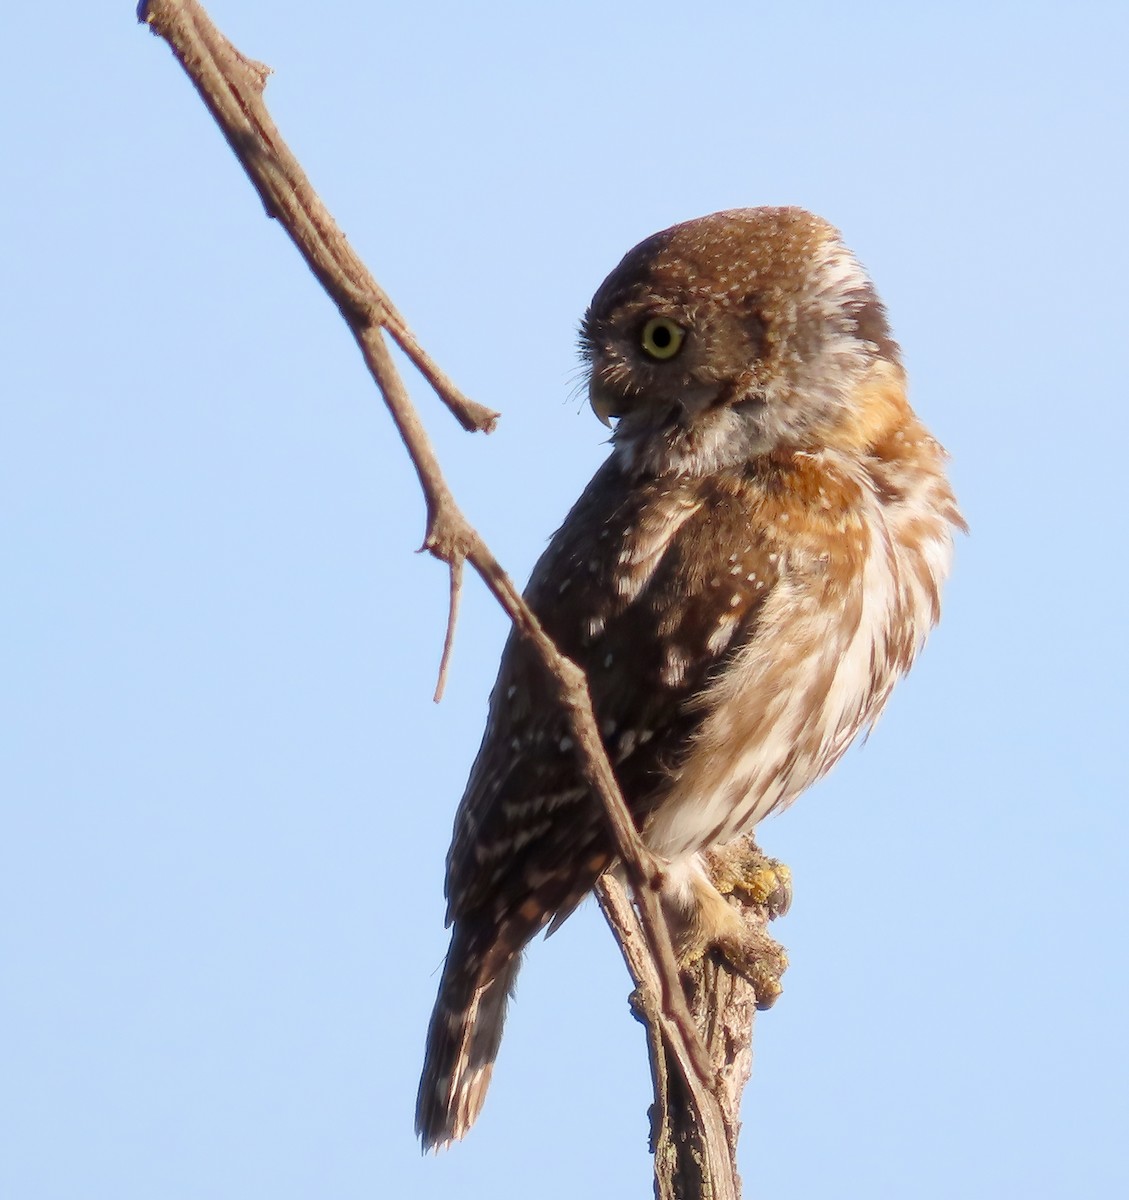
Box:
[3, 3, 1127, 1197]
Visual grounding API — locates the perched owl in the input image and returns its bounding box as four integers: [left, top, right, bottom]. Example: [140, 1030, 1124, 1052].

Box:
[416, 207, 964, 1150]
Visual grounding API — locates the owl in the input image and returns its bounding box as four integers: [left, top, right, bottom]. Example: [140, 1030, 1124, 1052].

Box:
[416, 207, 964, 1150]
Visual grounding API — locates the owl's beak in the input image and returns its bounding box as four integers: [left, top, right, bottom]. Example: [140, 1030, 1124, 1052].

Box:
[589, 388, 617, 428]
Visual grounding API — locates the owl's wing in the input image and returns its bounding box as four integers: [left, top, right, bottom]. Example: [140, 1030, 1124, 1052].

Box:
[444, 457, 783, 926]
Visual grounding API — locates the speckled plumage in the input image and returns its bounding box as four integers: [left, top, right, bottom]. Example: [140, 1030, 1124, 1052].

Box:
[416, 207, 964, 1150]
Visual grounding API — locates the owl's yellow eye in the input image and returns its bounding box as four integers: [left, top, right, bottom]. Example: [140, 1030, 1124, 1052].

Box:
[640, 316, 685, 361]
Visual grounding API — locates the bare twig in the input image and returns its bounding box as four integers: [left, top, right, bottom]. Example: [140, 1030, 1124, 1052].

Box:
[433, 558, 463, 703]
[134, 0, 495, 438]
[137, 3, 768, 1196]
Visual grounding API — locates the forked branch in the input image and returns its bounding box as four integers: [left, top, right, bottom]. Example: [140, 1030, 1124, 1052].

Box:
[137, 4, 778, 1197]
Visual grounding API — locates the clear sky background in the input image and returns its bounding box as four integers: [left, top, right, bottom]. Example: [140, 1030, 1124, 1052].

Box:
[3, 3, 1127, 1197]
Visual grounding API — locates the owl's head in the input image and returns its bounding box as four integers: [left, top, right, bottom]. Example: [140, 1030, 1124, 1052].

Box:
[579, 207, 906, 476]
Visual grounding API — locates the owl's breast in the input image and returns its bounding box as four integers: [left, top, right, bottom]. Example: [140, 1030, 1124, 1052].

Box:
[640, 458, 932, 861]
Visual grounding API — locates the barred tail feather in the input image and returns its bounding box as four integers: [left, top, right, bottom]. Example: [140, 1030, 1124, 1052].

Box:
[416, 923, 521, 1151]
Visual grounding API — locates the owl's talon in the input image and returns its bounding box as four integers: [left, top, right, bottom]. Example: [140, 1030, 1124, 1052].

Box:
[701, 842, 793, 919]
[733, 860, 792, 920]
[674, 916, 788, 1009]
[712, 925, 789, 1010]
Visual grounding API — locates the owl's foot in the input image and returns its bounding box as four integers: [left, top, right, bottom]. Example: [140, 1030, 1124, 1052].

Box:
[703, 843, 793, 920]
[668, 841, 791, 1010]
[707, 913, 790, 1011]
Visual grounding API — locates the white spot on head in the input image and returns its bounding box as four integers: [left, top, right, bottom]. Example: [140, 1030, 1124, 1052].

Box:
[559, 736, 573, 752]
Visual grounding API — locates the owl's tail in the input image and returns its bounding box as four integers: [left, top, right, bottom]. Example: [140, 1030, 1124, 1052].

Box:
[416, 920, 523, 1151]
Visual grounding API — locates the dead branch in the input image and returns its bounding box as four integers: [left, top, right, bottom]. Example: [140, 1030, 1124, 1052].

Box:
[137, 3, 784, 1195]
[598, 841, 790, 1200]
